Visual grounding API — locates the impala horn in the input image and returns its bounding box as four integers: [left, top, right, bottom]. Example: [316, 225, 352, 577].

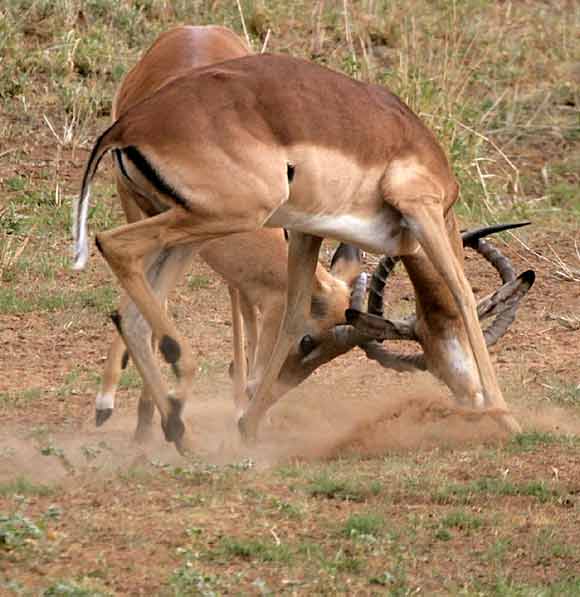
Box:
[346, 222, 535, 371]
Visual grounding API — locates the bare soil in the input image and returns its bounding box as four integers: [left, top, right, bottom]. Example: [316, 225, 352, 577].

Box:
[1, 205, 579, 593]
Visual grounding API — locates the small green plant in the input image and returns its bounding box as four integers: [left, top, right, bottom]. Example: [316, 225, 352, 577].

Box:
[169, 562, 221, 597]
[40, 442, 74, 473]
[306, 475, 368, 502]
[270, 498, 302, 519]
[434, 528, 452, 541]
[440, 510, 483, 532]
[342, 513, 384, 538]
[118, 367, 141, 390]
[0, 512, 43, 552]
[369, 556, 410, 594]
[331, 552, 362, 574]
[0, 477, 53, 497]
[6, 176, 26, 192]
[187, 274, 212, 290]
[216, 537, 291, 563]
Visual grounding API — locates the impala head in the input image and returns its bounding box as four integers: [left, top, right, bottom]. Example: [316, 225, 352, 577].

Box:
[285, 243, 365, 380]
[239, 242, 365, 399]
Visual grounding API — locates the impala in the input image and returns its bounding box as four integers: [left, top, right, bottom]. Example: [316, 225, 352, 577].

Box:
[94, 25, 532, 443]
[73, 37, 534, 452]
[95, 25, 366, 440]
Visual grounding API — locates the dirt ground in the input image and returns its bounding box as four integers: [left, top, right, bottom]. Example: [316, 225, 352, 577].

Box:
[0, 2, 579, 589]
[1, 208, 579, 593]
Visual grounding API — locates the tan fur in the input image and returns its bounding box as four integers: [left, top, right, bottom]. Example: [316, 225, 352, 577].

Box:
[76, 35, 521, 452]
[95, 26, 363, 441]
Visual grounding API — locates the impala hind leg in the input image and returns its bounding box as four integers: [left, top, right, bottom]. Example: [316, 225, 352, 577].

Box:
[95, 251, 165, 428]
[95, 209, 207, 452]
[96, 332, 127, 426]
[400, 202, 520, 433]
[128, 245, 195, 442]
[96, 242, 195, 441]
[238, 232, 323, 442]
[95, 200, 275, 452]
[95, 178, 142, 427]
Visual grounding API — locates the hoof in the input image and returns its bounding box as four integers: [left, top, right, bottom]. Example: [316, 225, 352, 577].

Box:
[95, 408, 113, 427]
[133, 425, 154, 445]
[237, 415, 258, 446]
[161, 395, 185, 444]
[498, 412, 522, 434]
[174, 431, 196, 458]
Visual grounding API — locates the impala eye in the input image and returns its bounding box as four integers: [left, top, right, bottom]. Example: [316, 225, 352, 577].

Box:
[299, 334, 316, 356]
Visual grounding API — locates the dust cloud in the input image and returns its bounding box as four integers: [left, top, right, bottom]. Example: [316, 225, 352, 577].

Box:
[1, 370, 579, 486]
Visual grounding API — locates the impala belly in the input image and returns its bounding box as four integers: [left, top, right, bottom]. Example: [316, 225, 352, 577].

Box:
[265, 207, 413, 255]
[264, 146, 419, 255]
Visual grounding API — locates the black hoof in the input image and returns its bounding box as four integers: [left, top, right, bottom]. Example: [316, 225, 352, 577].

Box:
[161, 396, 185, 443]
[237, 415, 257, 446]
[95, 408, 113, 427]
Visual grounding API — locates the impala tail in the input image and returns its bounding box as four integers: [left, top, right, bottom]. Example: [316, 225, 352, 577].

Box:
[72, 121, 124, 270]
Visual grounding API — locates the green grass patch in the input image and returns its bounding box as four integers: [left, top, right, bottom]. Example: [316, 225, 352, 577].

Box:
[342, 513, 384, 538]
[306, 475, 370, 502]
[41, 580, 112, 596]
[187, 274, 212, 290]
[213, 537, 292, 564]
[438, 510, 484, 536]
[433, 477, 560, 505]
[169, 565, 222, 597]
[544, 378, 580, 408]
[0, 285, 116, 315]
[0, 511, 43, 552]
[508, 431, 580, 452]
[474, 575, 580, 596]
[118, 367, 142, 390]
[269, 497, 303, 519]
[0, 477, 54, 497]
[0, 387, 43, 406]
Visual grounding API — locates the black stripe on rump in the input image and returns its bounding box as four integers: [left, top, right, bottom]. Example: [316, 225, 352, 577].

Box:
[123, 146, 190, 211]
[114, 149, 133, 183]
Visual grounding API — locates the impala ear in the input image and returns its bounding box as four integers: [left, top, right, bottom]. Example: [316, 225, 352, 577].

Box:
[330, 243, 362, 287]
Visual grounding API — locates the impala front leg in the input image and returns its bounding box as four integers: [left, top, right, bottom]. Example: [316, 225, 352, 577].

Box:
[228, 287, 249, 419]
[401, 202, 521, 433]
[238, 232, 323, 442]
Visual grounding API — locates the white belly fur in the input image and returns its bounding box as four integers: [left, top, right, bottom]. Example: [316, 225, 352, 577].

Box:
[262, 144, 419, 255]
[265, 205, 418, 255]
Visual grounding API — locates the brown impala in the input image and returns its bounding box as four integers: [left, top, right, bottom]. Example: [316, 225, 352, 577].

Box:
[75, 26, 534, 453]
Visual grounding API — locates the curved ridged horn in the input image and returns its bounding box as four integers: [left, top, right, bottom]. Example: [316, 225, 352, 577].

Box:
[368, 221, 530, 315]
[349, 272, 368, 312]
[362, 341, 427, 372]
[367, 256, 398, 317]
[461, 221, 530, 250]
[355, 222, 535, 373]
[462, 222, 530, 284]
[482, 269, 535, 346]
[358, 268, 535, 372]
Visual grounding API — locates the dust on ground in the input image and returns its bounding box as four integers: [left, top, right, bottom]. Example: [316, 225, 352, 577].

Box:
[2, 361, 579, 488]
